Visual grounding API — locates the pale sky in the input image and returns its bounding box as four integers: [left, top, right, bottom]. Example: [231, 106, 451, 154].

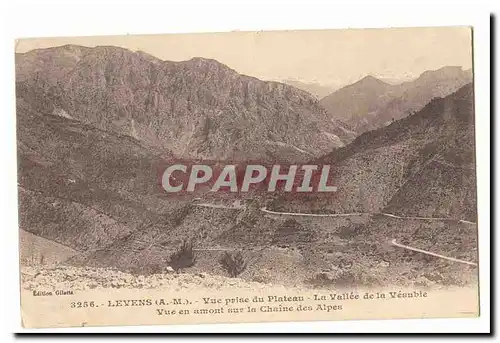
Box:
[16, 27, 473, 87]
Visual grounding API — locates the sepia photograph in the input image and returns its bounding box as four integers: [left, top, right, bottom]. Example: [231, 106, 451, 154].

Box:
[15, 26, 481, 328]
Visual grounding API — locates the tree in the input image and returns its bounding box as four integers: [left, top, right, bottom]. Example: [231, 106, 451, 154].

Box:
[219, 251, 247, 277]
[169, 239, 196, 272]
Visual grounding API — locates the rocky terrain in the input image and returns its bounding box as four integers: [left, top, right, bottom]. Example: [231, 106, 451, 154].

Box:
[21, 209, 478, 291]
[17, 96, 189, 251]
[16, 44, 477, 291]
[20, 265, 270, 292]
[20, 229, 77, 266]
[59, 202, 478, 289]
[21, 257, 475, 294]
[320, 66, 472, 133]
[278, 83, 476, 221]
[16, 45, 355, 162]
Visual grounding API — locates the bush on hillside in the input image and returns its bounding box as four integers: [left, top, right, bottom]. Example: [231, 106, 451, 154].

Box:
[219, 251, 247, 277]
[169, 239, 197, 272]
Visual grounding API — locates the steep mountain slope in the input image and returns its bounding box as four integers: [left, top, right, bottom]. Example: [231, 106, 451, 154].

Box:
[280, 79, 336, 99]
[320, 67, 472, 133]
[16, 45, 355, 162]
[382, 84, 476, 220]
[16, 97, 188, 252]
[20, 229, 78, 266]
[320, 75, 395, 124]
[16, 45, 476, 288]
[277, 83, 476, 221]
[19, 84, 476, 287]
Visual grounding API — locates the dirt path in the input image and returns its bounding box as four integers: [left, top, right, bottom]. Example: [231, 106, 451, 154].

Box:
[381, 212, 476, 224]
[192, 202, 476, 225]
[191, 203, 477, 267]
[390, 239, 477, 266]
[260, 207, 366, 217]
[193, 203, 245, 209]
[259, 206, 476, 224]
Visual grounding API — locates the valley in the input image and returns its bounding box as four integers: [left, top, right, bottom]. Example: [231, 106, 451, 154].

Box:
[15, 44, 478, 292]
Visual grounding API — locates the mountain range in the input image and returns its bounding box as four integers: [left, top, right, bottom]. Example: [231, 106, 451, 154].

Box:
[16, 45, 477, 286]
[67, 83, 477, 284]
[279, 79, 338, 99]
[320, 66, 472, 133]
[16, 45, 356, 163]
[277, 83, 476, 221]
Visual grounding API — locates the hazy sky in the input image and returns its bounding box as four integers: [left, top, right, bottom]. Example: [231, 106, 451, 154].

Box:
[16, 27, 472, 87]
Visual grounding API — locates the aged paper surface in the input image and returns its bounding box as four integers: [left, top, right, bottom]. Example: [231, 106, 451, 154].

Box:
[16, 27, 478, 328]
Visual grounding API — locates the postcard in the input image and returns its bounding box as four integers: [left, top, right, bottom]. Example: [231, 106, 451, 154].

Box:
[16, 27, 479, 328]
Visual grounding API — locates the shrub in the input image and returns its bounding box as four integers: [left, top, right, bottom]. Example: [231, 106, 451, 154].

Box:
[219, 251, 247, 277]
[169, 239, 196, 272]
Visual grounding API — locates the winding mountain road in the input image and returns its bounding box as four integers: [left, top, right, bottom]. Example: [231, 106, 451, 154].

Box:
[260, 207, 476, 224]
[193, 203, 245, 210]
[189, 202, 479, 267]
[193, 203, 476, 225]
[192, 202, 477, 264]
[260, 207, 366, 217]
[380, 212, 476, 224]
[390, 239, 477, 266]
[261, 206, 478, 266]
